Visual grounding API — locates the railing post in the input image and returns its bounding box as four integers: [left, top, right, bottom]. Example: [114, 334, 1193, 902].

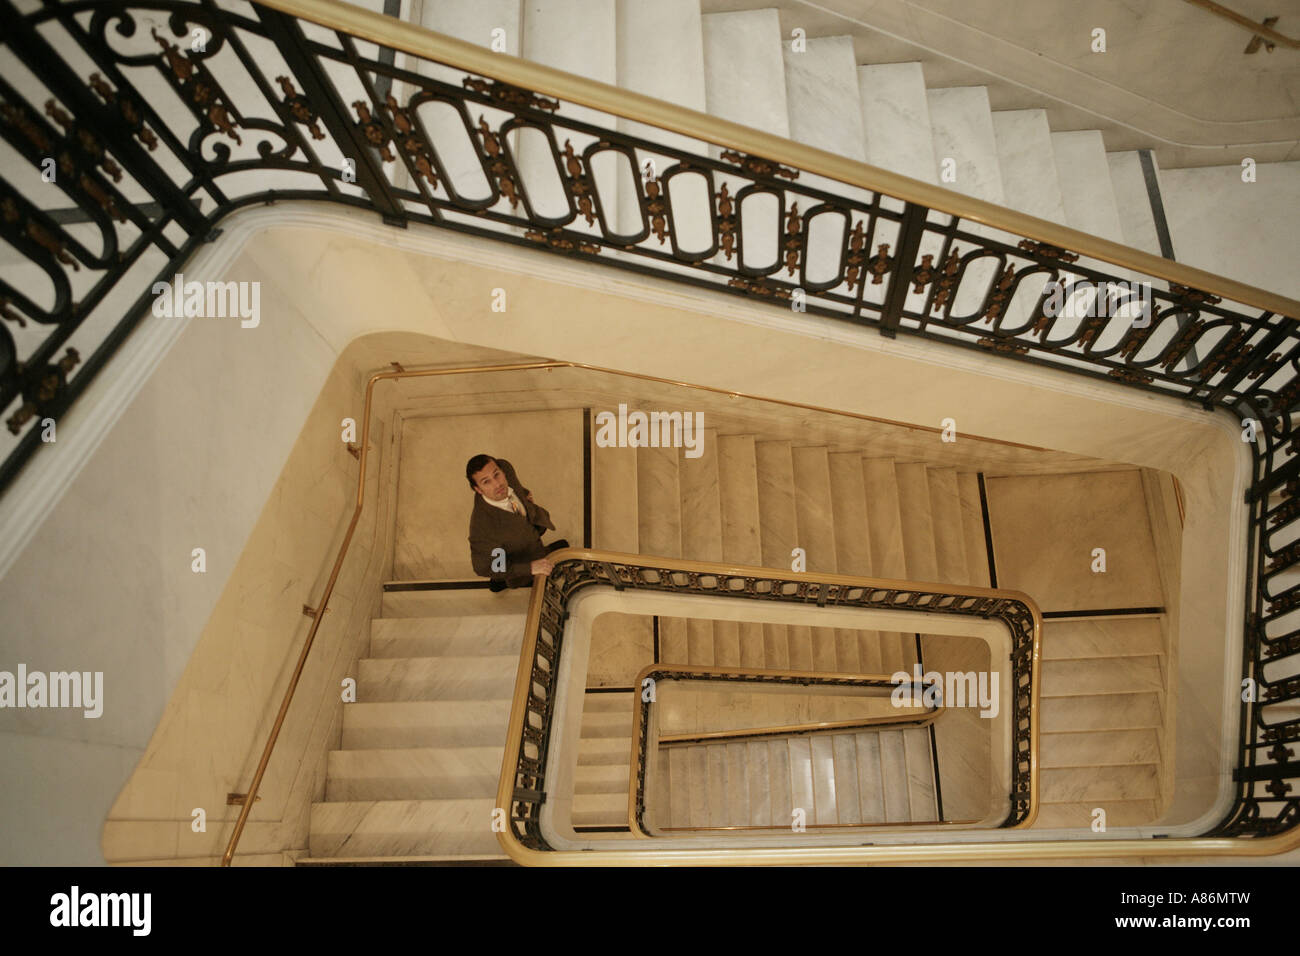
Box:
[877, 201, 928, 338]
[254, 5, 407, 224]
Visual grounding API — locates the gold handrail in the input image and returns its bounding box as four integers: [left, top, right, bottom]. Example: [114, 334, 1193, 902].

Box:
[657, 714, 936, 745]
[494, 551, 1300, 863]
[499, 549, 1044, 857]
[1182, 0, 1300, 49]
[257, 0, 1300, 319]
[633, 665, 939, 743]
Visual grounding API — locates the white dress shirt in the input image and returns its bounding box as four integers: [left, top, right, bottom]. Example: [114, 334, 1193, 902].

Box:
[484, 486, 526, 516]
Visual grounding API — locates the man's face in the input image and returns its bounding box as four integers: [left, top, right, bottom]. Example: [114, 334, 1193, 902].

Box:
[471, 460, 510, 501]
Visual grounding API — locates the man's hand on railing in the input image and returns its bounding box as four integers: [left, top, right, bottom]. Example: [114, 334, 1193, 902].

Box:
[531, 558, 554, 576]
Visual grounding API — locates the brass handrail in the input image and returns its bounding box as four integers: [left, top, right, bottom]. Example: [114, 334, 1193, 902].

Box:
[645, 665, 939, 743]
[494, 551, 1300, 864]
[220, 355, 1036, 864]
[657, 714, 936, 745]
[498, 550, 1044, 858]
[258, 0, 1300, 320]
[1182, 0, 1300, 49]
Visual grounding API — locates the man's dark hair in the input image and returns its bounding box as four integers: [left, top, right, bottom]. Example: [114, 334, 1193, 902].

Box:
[466, 454, 498, 489]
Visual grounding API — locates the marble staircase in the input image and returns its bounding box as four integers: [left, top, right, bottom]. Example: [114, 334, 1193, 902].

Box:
[405, 1, 1168, 261]
[301, 606, 524, 863]
[650, 726, 937, 830]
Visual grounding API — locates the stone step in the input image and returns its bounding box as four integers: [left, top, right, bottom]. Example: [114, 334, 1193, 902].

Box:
[862, 458, 912, 674]
[579, 710, 635, 739]
[660, 616, 689, 664]
[702, 9, 790, 141]
[1033, 800, 1160, 830]
[1040, 618, 1164, 660]
[577, 736, 634, 766]
[858, 62, 937, 183]
[575, 761, 632, 795]
[367, 615, 525, 658]
[637, 445, 682, 558]
[592, 442, 639, 552]
[956, 472, 991, 588]
[583, 691, 634, 713]
[926, 467, 969, 585]
[1051, 130, 1126, 244]
[308, 799, 500, 858]
[679, 427, 723, 563]
[896, 462, 940, 582]
[1039, 693, 1163, 732]
[792, 445, 838, 574]
[1107, 150, 1166, 259]
[1039, 657, 1163, 697]
[719, 435, 763, 565]
[356, 656, 518, 702]
[325, 746, 502, 801]
[341, 699, 512, 750]
[1040, 765, 1159, 803]
[926, 86, 1006, 204]
[572, 791, 629, 826]
[380, 588, 530, 619]
[1039, 729, 1161, 769]
[990, 109, 1068, 223]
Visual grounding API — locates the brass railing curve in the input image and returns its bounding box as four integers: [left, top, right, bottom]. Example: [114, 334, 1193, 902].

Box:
[496, 549, 1044, 858]
[627, 663, 947, 838]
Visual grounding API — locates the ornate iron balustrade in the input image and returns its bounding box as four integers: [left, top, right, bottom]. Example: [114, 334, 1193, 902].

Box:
[628, 665, 949, 837]
[501, 551, 1041, 852]
[0, 0, 1297, 843]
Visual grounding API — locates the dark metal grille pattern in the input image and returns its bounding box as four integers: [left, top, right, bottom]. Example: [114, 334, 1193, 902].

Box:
[1, 0, 1297, 841]
[505, 556, 1039, 849]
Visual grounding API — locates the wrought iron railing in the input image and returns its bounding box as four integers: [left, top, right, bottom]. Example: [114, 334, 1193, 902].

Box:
[2, 0, 1298, 848]
[500, 550, 1042, 854]
[628, 665, 949, 836]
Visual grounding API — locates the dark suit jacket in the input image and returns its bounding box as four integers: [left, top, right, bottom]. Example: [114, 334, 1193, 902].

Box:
[468, 458, 556, 587]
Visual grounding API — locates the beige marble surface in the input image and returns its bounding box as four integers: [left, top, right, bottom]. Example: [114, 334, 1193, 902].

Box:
[755, 440, 797, 567]
[918, 632, 993, 823]
[792, 446, 838, 574]
[986, 470, 1164, 612]
[717, 435, 763, 564]
[586, 612, 654, 687]
[592, 443, 638, 553]
[678, 429, 723, 563]
[393, 408, 583, 579]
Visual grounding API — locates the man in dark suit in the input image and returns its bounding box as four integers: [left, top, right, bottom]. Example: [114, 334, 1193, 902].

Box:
[466, 454, 568, 590]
